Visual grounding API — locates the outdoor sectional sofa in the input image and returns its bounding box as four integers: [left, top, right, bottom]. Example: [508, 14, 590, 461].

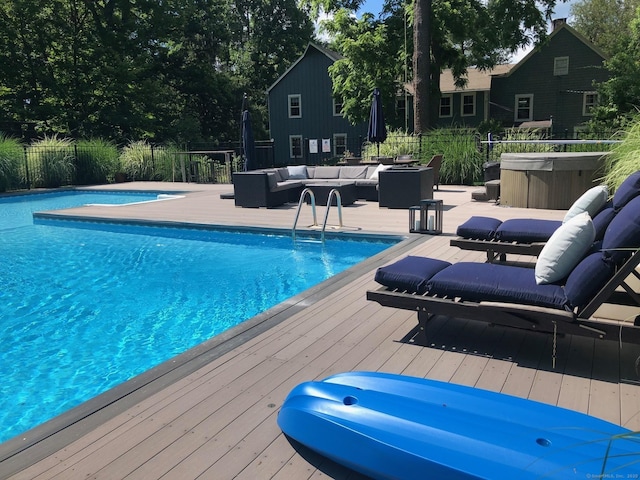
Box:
[232, 165, 389, 208]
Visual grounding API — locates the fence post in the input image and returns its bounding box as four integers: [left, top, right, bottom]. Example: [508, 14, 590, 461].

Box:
[23, 145, 30, 189]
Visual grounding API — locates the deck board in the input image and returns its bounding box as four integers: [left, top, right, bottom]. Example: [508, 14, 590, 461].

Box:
[4, 182, 640, 480]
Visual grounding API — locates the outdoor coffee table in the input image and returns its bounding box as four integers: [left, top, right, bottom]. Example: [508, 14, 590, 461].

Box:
[305, 182, 356, 206]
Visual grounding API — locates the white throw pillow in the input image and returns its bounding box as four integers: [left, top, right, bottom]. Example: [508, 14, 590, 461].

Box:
[563, 185, 608, 223]
[535, 212, 595, 285]
[369, 163, 391, 180]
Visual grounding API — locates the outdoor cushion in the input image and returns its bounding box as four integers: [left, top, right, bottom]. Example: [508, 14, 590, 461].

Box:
[375, 256, 451, 294]
[592, 205, 615, 241]
[563, 252, 614, 309]
[563, 185, 608, 223]
[369, 164, 391, 180]
[426, 262, 567, 309]
[602, 194, 640, 264]
[612, 170, 640, 211]
[339, 166, 368, 179]
[287, 165, 308, 179]
[535, 212, 595, 285]
[494, 218, 562, 243]
[312, 166, 341, 179]
[456, 216, 503, 240]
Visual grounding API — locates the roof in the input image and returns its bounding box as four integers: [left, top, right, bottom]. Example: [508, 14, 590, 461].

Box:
[439, 65, 514, 93]
[267, 43, 342, 93]
[493, 22, 608, 79]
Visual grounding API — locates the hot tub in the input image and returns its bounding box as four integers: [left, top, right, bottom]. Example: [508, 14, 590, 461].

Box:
[499, 152, 608, 209]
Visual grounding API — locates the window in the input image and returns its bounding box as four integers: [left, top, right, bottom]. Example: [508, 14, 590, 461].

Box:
[583, 92, 598, 116]
[439, 94, 452, 118]
[554, 56, 569, 76]
[333, 134, 347, 156]
[288, 94, 301, 118]
[333, 99, 343, 116]
[289, 135, 303, 158]
[461, 93, 476, 117]
[515, 94, 533, 122]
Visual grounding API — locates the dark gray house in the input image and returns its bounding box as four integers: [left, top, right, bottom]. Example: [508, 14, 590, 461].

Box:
[267, 43, 368, 165]
[489, 20, 609, 137]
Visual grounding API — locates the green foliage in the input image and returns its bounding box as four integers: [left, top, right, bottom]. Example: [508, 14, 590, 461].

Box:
[325, 10, 404, 126]
[426, 129, 483, 185]
[361, 129, 417, 158]
[603, 115, 640, 191]
[571, 0, 640, 56]
[120, 141, 158, 181]
[0, 134, 23, 192]
[587, 6, 640, 129]
[27, 135, 75, 188]
[75, 139, 119, 185]
[0, 0, 312, 144]
[489, 128, 555, 157]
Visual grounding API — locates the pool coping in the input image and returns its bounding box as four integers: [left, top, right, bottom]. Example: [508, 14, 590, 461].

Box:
[0, 217, 425, 476]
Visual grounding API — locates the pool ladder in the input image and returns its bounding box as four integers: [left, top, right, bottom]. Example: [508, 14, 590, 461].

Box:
[292, 188, 344, 242]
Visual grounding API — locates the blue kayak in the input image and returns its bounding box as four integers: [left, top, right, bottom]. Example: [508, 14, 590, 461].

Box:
[277, 372, 639, 479]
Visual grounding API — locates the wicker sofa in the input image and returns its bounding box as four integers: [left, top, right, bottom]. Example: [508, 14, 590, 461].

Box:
[232, 165, 387, 208]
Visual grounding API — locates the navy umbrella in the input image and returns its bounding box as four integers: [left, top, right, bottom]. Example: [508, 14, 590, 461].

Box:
[242, 108, 256, 171]
[367, 88, 387, 157]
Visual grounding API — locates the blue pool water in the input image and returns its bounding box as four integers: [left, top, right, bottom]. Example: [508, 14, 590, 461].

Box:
[0, 191, 397, 443]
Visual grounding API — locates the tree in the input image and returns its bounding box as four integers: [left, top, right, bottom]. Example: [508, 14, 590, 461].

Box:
[589, 7, 640, 127]
[310, 0, 559, 132]
[571, 0, 640, 56]
[322, 10, 404, 127]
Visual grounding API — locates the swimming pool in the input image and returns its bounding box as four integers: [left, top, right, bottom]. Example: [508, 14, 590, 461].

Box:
[0, 191, 399, 443]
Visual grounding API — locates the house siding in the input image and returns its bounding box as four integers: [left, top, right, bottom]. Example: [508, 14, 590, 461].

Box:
[434, 90, 489, 128]
[268, 45, 368, 165]
[490, 27, 608, 136]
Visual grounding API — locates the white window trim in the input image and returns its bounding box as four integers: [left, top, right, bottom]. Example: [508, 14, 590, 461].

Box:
[515, 94, 534, 122]
[333, 99, 343, 117]
[461, 92, 476, 117]
[582, 91, 598, 116]
[439, 94, 453, 118]
[333, 133, 347, 156]
[288, 94, 301, 118]
[554, 56, 569, 76]
[289, 135, 303, 158]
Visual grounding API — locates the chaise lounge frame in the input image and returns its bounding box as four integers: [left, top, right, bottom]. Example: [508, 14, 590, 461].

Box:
[367, 249, 640, 344]
[449, 237, 546, 263]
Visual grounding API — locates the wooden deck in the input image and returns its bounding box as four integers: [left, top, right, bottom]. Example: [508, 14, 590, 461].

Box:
[2, 182, 639, 479]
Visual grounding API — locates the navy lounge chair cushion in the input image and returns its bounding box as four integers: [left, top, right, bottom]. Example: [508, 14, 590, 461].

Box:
[613, 171, 640, 211]
[592, 205, 615, 241]
[564, 253, 614, 309]
[426, 263, 567, 309]
[456, 216, 503, 240]
[494, 218, 562, 243]
[602, 195, 640, 264]
[375, 256, 451, 294]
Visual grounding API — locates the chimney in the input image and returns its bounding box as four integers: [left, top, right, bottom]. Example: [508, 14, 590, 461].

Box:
[552, 18, 567, 31]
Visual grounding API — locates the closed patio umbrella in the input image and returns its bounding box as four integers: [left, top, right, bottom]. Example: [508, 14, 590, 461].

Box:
[242, 96, 256, 171]
[367, 87, 387, 157]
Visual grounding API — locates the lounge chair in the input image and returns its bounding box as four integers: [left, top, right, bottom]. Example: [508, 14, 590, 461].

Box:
[367, 194, 640, 345]
[450, 171, 640, 262]
[425, 154, 442, 190]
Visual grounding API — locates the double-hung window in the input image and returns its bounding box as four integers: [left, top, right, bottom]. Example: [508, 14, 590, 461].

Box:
[583, 92, 598, 116]
[439, 94, 452, 118]
[461, 93, 476, 117]
[515, 94, 534, 122]
[333, 134, 347, 156]
[288, 94, 301, 118]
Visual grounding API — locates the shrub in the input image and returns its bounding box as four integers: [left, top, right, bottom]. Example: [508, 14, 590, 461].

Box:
[75, 139, 119, 185]
[28, 135, 75, 188]
[0, 134, 23, 192]
[603, 115, 640, 191]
